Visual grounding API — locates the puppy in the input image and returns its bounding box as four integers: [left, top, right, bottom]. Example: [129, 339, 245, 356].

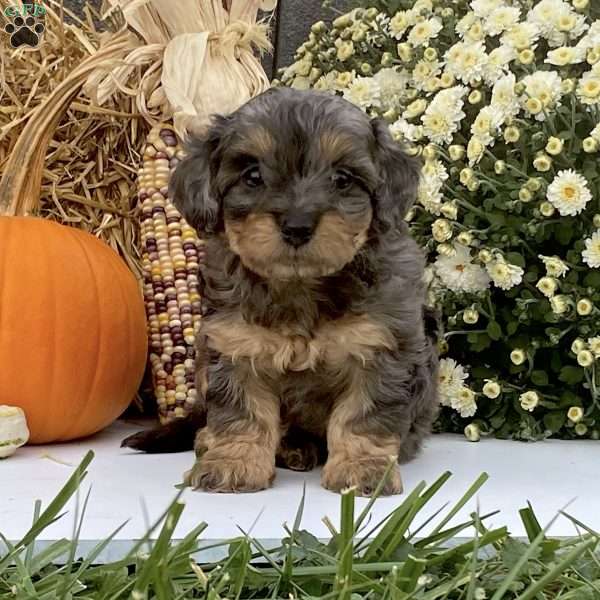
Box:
[123, 88, 439, 496]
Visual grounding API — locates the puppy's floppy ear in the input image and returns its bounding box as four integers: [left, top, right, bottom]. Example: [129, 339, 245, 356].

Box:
[371, 118, 422, 230]
[169, 115, 230, 235]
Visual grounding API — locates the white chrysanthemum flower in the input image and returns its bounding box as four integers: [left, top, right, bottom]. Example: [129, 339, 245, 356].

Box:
[418, 160, 448, 215]
[373, 68, 409, 108]
[456, 12, 479, 38]
[342, 76, 381, 110]
[471, 0, 504, 18]
[538, 255, 569, 278]
[389, 118, 423, 143]
[434, 244, 491, 292]
[313, 71, 339, 93]
[483, 45, 516, 85]
[520, 391, 539, 412]
[490, 73, 520, 119]
[388, 9, 416, 40]
[527, 0, 587, 47]
[591, 123, 600, 143]
[444, 41, 489, 85]
[411, 59, 442, 90]
[471, 105, 505, 146]
[588, 336, 600, 357]
[576, 20, 600, 51]
[407, 17, 443, 47]
[485, 6, 521, 36]
[501, 22, 541, 50]
[582, 230, 600, 268]
[421, 86, 468, 144]
[438, 358, 469, 407]
[520, 70, 563, 120]
[452, 386, 478, 418]
[577, 72, 600, 106]
[486, 258, 524, 290]
[545, 46, 586, 66]
[547, 170, 592, 216]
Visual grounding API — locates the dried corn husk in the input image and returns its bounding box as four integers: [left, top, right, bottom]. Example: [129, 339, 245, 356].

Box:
[85, 0, 274, 136]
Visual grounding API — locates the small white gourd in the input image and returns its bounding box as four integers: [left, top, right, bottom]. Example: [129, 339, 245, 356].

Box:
[0, 406, 30, 458]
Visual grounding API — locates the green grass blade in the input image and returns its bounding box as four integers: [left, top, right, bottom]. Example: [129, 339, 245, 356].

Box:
[515, 538, 597, 600]
[335, 487, 356, 600]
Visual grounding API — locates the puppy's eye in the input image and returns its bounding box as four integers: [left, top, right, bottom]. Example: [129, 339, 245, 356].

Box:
[242, 165, 263, 188]
[332, 170, 354, 191]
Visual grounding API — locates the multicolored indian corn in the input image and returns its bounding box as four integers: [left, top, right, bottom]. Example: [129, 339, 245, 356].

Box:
[137, 125, 205, 423]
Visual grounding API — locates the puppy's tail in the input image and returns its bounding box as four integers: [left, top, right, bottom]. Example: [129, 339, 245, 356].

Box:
[121, 408, 206, 454]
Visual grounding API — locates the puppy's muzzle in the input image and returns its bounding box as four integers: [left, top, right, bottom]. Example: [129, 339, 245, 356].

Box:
[280, 211, 317, 248]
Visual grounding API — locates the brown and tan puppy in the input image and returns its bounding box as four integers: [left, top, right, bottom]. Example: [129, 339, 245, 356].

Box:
[123, 88, 439, 496]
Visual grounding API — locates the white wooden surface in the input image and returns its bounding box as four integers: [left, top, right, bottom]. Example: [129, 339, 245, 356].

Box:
[1, 420, 598, 562]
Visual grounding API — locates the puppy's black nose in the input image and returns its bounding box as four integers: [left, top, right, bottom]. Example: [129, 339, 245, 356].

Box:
[280, 213, 316, 248]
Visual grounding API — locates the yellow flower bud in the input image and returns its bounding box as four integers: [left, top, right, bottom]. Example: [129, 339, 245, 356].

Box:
[577, 350, 595, 367]
[482, 380, 501, 399]
[463, 308, 479, 324]
[583, 137, 599, 153]
[539, 202, 555, 217]
[511, 349, 527, 365]
[405, 208, 416, 222]
[545, 136, 564, 156]
[397, 42, 412, 62]
[382, 108, 397, 122]
[440, 72, 455, 88]
[588, 49, 600, 65]
[571, 338, 586, 354]
[456, 231, 473, 246]
[437, 243, 456, 257]
[464, 423, 480, 442]
[526, 97, 543, 114]
[573, 0, 589, 8]
[577, 298, 593, 316]
[525, 178, 542, 192]
[494, 160, 507, 175]
[575, 423, 588, 436]
[467, 137, 485, 163]
[432, 218, 453, 242]
[406, 145, 422, 156]
[440, 203, 458, 220]
[438, 339, 449, 354]
[519, 188, 533, 203]
[333, 14, 353, 29]
[519, 49, 535, 65]
[449, 144, 466, 161]
[422, 145, 437, 161]
[520, 391, 539, 412]
[404, 99, 427, 118]
[594, 214, 600, 228]
[441, 7, 454, 18]
[381, 52, 394, 67]
[567, 406, 584, 423]
[533, 154, 552, 172]
[560, 78, 576, 93]
[550, 295, 569, 314]
[536, 276, 558, 298]
[365, 7, 379, 20]
[478, 249, 492, 264]
[468, 90, 483, 104]
[504, 126, 520, 143]
[466, 179, 480, 192]
[360, 62, 373, 75]
[424, 47, 438, 61]
[459, 167, 474, 184]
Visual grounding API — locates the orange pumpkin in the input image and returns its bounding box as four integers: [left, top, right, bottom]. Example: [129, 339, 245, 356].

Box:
[0, 217, 147, 443]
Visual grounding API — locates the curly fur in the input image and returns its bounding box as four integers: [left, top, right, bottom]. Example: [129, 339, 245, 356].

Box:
[122, 88, 439, 496]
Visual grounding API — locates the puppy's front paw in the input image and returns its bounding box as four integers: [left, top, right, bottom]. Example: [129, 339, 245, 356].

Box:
[185, 446, 275, 493]
[321, 456, 403, 496]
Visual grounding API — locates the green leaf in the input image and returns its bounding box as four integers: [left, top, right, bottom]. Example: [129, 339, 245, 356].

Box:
[543, 411, 566, 434]
[555, 223, 573, 245]
[531, 370, 548, 386]
[506, 252, 525, 268]
[486, 321, 503, 341]
[507, 321, 519, 335]
[584, 271, 600, 288]
[559, 366, 584, 385]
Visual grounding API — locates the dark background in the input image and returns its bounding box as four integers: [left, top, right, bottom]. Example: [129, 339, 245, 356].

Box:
[65, 0, 351, 78]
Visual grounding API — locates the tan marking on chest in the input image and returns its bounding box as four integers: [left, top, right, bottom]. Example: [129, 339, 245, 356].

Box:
[202, 313, 395, 373]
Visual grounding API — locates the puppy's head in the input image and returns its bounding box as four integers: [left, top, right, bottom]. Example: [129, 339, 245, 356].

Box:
[170, 87, 420, 280]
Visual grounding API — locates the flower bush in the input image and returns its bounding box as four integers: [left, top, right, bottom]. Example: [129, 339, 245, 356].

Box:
[278, 0, 600, 440]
